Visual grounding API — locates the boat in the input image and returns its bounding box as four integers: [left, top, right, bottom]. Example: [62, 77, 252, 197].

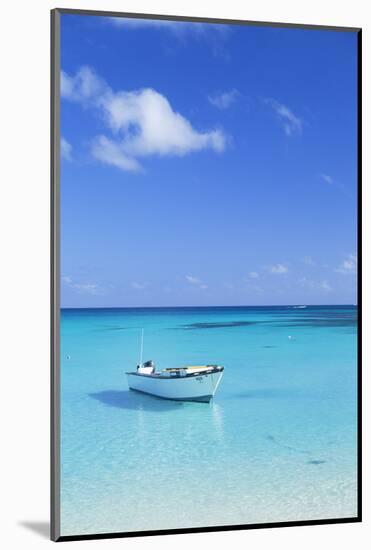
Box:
[126, 331, 224, 403]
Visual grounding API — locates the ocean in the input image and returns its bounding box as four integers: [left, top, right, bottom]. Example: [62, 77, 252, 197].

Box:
[60, 305, 358, 536]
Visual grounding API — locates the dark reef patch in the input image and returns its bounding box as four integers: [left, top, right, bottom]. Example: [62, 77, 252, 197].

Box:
[175, 312, 357, 331]
[179, 320, 259, 330]
[272, 317, 357, 328]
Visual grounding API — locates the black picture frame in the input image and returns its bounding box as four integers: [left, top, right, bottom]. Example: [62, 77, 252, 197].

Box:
[51, 8, 362, 542]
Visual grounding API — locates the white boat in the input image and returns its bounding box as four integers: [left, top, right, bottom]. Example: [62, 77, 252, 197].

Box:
[127, 363, 224, 403]
[126, 331, 224, 403]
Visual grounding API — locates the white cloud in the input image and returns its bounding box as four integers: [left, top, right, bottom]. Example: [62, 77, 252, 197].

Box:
[61, 137, 72, 161]
[108, 17, 229, 40]
[108, 17, 231, 60]
[318, 173, 349, 196]
[73, 283, 101, 295]
[208, 89, 239, 109]
[61, 66, 106, 102]
[299, 277, 332, 293]
[270, 264, 289, 274]
[91, 136, 142, 173]
[185, 275, 208, 290]
[335, 254, 357, 274]
[303, 256, 315, 266]
[110, 17, 181, 30]
[248, 271, 259, 279]
[185, 275, 201, 285]
[320, 280, 332, 292]
[62, 276, 105, 295]
[61, 71, 74, 99]
[104, 88, 225, 156]
[265, 98, 302, 136]
[131, 281, 148, 290]
[61, 66, 226, 172]
[320, 173, 334, 185]
[246, 283, 263, 294]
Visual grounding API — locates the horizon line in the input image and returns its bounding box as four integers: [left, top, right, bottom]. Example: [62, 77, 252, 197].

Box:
[60, 303, 357, 310]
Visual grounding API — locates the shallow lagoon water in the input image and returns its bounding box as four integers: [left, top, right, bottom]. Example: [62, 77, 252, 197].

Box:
[60, 305, 358, 536]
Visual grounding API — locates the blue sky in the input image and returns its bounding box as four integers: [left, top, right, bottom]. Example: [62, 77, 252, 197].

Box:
[60, 14, 358, 308]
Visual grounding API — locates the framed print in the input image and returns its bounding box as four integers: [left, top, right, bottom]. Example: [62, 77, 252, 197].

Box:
[51, 8, 361, 542]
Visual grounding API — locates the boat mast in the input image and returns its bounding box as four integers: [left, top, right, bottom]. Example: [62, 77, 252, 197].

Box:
[139, 329, 144, 366]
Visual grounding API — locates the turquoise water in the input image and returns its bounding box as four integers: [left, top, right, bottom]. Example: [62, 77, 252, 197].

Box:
[60, 306, 358, 536]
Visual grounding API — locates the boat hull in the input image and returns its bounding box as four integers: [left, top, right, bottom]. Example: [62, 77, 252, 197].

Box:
[126, 370, 223, 403]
